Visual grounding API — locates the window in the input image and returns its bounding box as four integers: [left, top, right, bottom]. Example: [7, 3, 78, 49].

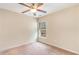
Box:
[39, 20, 47, 38]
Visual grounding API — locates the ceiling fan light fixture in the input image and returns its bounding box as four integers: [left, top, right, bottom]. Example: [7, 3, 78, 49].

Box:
[31, 9, 37, 13]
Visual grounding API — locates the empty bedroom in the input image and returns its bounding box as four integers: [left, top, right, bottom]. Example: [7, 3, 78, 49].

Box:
[0, 3, 79, 55]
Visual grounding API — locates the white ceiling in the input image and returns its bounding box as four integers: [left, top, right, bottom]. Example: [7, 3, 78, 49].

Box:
[0, 3, 78, 17]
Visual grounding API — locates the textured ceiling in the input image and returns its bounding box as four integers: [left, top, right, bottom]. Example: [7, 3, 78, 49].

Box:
[0, 3, 78, 17]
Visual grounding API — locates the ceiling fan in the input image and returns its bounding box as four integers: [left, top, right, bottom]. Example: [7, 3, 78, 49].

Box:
[19, 3, 47, 16]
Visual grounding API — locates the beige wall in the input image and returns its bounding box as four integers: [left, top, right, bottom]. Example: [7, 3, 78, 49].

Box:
[0, 9, 37, 51]
[39, 5, 79, 54]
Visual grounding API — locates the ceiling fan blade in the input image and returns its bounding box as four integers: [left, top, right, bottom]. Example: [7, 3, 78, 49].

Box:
[37, 9, 47, 13]
[37, 3, 43, 8]
[21, 9, 30, 13]
[32, 3, 35, 6]
[31, 3, 35, 9]
[19, 3, 31, 8]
